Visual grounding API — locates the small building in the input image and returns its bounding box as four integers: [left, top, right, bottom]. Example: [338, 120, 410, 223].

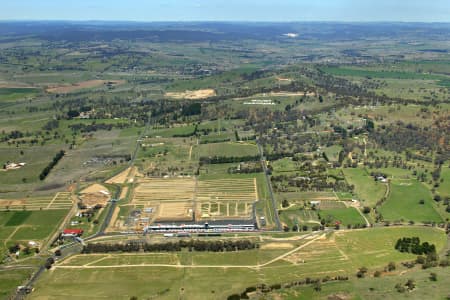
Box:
[62, 229, 84, 237]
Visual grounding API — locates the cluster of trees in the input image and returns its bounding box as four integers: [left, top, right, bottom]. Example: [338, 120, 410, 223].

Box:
[395, 237, 436, 255]
[69, 122, 131, 133]
[82, 239, 258, 253]
[39, 150, 65, 180]
[369, 124, 438, 153]
[227, 275, 349, 300]
[271, 172, 352, 193]
[228, 163, 263, 174]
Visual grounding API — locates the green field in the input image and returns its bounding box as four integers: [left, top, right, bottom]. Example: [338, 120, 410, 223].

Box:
[379, 180, 442, 223]
[323, 145, 343, 162]
[437, 165, 450, 197]
[4, 211, 32, 226]
[0, 87, 40, 101]
[319, 207, 366, 226]
[197, 142, 258, 158]
[343, 168, 386, 207]
[321, 66, 446, 81]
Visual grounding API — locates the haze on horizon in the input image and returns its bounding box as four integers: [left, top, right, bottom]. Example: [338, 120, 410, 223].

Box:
[1, 0, 450, 23]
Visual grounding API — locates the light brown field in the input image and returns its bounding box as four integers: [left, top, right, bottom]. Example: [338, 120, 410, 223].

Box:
[46, 80, 125, 93]
[155, 201, 194, 221]
[261, 242, 294, 250]
[165, 89, 216, 99]
[133, 178, 195, 204]
[105, 167, 132, 184]
[269, 91, 316, 97]
[119, 187, 129, 200]
[0, 82, 35, 88]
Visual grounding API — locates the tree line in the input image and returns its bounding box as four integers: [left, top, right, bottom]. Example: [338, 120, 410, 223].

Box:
[82, 239, 258, 253]
[39, 150, 65, 180]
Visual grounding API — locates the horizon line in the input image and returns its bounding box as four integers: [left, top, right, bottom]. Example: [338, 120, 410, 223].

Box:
[1, 19, 450, 24]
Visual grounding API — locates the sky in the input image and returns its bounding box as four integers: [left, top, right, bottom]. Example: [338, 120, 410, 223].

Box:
[1, 0, 449, 22]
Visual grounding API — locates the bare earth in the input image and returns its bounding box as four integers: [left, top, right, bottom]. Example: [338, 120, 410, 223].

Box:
[80, 184, 109, 194]
[105, 167, 132, 184]
[165, 89, 216, 99]
[261, 242, 294, 250]
[46, 80, 125, 94]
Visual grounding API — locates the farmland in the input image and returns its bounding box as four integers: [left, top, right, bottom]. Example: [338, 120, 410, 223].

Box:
[0, 21, 449, 299]
[379, 179, 443, 223]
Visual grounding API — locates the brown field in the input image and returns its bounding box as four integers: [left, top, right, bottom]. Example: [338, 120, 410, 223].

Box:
[165, 89, 216, 100]
[196, 178, 257, 220]
[130, 177, 257, 222]
[80, 184, 109, 194]
[0, 192, 72, 211]
[46, 80, 125, 93]
[133, 178, 195, 205]
[155, 201, 194, 221]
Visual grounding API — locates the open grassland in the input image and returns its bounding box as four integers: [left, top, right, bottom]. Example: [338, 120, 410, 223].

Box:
[343, 168, 386, 207]
[31, 227, 446, 300]
[0, 268, 34, 299]
[279, 208, 320, 229]
[379, 179, 442, 223]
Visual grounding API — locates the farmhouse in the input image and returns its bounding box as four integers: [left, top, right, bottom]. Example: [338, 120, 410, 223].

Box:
[3, 162, 26, 170]
[62, 229, 84, 237]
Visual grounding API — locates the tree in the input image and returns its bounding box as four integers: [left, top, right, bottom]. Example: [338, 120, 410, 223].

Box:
[357, 267, 368, 278]
[313, 281, 322, 291]
[429, 272, 437, 281]
[387, 262, 396, 271]
[362, 206, 371, 214]
[405, 279, 415, 291]
[281, 199, 290, 208]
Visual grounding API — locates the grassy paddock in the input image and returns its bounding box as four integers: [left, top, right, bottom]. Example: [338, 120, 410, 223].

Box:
[31, 227, 447, 299]
[379, 179, 442, 223]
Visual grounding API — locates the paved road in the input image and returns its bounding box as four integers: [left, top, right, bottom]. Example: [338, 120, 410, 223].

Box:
[257, 141, 282, 231]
